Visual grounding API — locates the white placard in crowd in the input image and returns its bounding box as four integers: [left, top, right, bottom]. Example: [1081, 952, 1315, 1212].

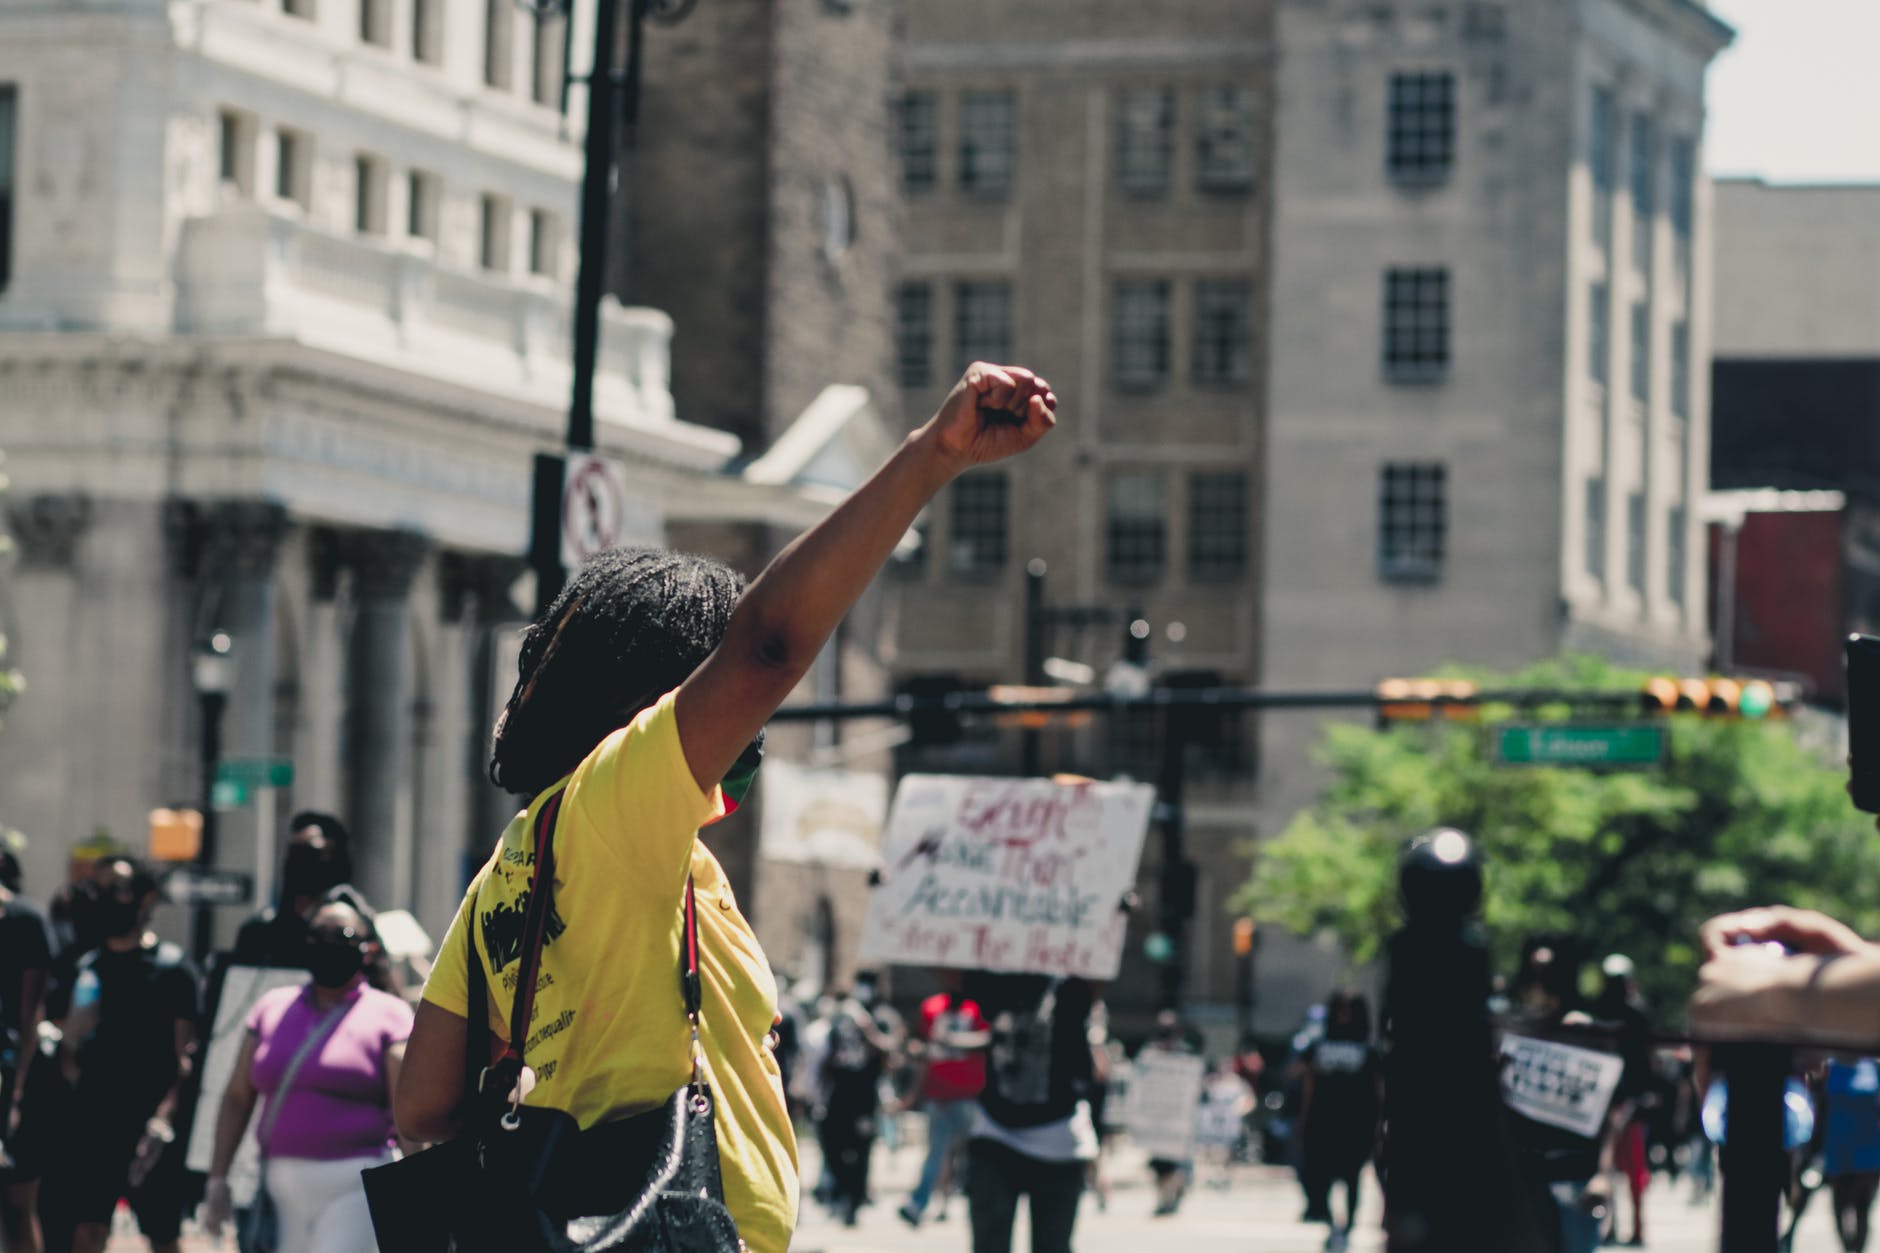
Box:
[186, 965, 310, 1206]
[758, 759, 889, 870]
[856, 774, 1154, 979]
[1126, 1050, 1207, 1162]
[1499, 1032, 1627, 1140]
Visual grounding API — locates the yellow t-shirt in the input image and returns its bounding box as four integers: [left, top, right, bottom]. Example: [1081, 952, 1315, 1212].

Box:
[422, 689, 799, 1253]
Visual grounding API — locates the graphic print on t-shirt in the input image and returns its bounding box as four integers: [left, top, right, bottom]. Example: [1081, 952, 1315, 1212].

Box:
[480, 844, 568, 972]
[988, 982, 1059, 1107]
[1313, 1040, 1370, 1075]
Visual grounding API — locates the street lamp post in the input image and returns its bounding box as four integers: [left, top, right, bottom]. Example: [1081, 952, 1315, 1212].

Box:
[525, 0, 700, 616]
[190, 631, 233, 963]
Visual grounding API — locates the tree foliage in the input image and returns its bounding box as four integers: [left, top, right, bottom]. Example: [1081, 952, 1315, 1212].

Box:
[1237, 656, 1878, 1016]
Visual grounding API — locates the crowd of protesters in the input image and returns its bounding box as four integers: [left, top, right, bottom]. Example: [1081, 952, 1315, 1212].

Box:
[0, 812, 411, 1253]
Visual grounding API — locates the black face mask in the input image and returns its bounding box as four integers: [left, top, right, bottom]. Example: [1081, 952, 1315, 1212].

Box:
[305, 938, 366, 988]
[282, 843, 339, 901]
[97, 896, 142, 939]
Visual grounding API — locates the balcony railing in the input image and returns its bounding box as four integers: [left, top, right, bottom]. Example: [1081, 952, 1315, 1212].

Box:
[174, 204, 675, 430]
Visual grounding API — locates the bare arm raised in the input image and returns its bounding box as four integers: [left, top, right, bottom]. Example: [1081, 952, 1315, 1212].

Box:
[674, 363, 1056, 791]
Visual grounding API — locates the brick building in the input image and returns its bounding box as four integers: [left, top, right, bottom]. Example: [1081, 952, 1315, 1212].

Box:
[624, 0, 907, 994]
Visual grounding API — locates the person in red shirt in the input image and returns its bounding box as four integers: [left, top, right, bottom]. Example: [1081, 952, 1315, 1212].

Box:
[897, 971, 991, 1227]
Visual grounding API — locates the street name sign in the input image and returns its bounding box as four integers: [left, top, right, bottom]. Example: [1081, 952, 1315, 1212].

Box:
[1494, 723, 1666, 768]
[162, 866, 255, 908]
[215, 757, 294, 788]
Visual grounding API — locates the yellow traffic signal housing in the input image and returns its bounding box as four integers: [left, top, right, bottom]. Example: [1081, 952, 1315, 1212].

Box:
[1377, 678, 1480, 724]
[1640, 676, 1792, 720]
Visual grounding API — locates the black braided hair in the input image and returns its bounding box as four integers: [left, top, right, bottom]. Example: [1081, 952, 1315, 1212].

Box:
[490, 546, 745, 797]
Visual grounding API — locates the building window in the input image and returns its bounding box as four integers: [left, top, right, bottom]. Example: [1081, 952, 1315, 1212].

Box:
[412, 0, 443, 65]
[1117, 88, 1174, 196]
[0, 86, 13, 292]
[959, 91, 1015, 198]
[1188, 471, 1248, 581]
[1196, 86, 1256, 193]
[1589, 85, 1615, 248]
[479, 193, 511, 271]
[283, 0, 314, 18]
[1626, 490, 1647, 594]
[1630, 113, 1654, 276]
[528, 208, 557, 277]
[407, 169, 439, 241]
[954, 281, 1012, 373]
[896, 282, 933, 389]
[1667, 504, 1687, 607]
[1630, 300, 1649, 404]
[1669, 135, 1694, 294]
[360, 0, 391, 46]
[484, 0, 514, 90]
[899, 91, 938, 194]
[1386, 71, 1455, 185]
[948, 472, 1008, 575]
[1588, 281, 1609, 387]
[1670, 320, 1689, 419]
[275, 128, 310, 208]
[1107, 471, 1167, 584]
[1584, 477, 1607, 580]
[354, 153, 387, 235]
[530, 9, 566, 108]
[1193, 279, 1253, 387]
[821, 175, 855, 258]
[1378, 463, 1447, 582]
[217, 108, 254, 197]
[1112, 279, 1171, 391]
[1382, 267, 1450, 381]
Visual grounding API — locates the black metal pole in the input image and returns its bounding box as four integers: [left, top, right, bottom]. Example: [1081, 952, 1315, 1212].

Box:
[1021, 559, 1047, 776]
[533, 0, 627, 616]
[1718, 1043, 1790, 1253]
[1157, 710, 1187, 1012]
[191, 689, 226, 963]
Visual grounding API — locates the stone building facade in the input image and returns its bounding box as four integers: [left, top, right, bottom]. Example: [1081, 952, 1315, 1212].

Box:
[891, 0, 1274, 1032]
[1254, 0, 1731, 1024]
[0, 0, 824, 947]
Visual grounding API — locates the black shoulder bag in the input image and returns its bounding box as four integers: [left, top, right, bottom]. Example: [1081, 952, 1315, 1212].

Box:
[363, 790, 744, 1253]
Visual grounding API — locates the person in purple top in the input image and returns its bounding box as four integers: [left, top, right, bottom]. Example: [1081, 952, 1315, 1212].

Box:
[202, 888, 414, 1253]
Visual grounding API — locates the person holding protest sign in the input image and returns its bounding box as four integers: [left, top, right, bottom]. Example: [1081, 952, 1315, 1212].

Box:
[962, 972, 1098, 1253]
[392, 362, 1057, 1253]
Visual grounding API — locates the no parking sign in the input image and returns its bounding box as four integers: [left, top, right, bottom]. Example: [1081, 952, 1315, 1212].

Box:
[560, 452, 662, 568]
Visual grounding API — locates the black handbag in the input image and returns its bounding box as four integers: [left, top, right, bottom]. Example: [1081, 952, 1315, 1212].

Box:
[363, 789, 743, 1253]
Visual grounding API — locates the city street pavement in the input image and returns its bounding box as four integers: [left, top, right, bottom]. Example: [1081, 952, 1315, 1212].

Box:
[101, 1135, 1854, 1251]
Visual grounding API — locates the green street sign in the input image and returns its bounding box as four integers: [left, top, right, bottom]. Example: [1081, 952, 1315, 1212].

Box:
[215, 757, 294, 789]
[211, 778, 249, 810]
[1494, 723, 1666, 769]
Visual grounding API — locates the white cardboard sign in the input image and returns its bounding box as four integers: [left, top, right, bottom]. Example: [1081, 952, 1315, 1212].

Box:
[1126, 1049, 1206, 1162]
[186, 965, 311, 1205]
[1499, 1032, 1626, 1140]
[857, 774, 1154, 979]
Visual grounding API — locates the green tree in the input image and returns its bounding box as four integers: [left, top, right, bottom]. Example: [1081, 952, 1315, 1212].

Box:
[1237, 655, 1877, 1016]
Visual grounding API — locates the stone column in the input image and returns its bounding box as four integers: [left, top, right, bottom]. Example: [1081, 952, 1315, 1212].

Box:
[1, 493, 93, 898]
[449, 554, 529, 858]
[196, 501, 289, 924]
[342, 529, 429, 909]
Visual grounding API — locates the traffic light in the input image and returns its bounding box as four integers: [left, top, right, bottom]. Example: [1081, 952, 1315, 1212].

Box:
[1639, 676, 1794, 720]
[1232, 916, 1256, 957]
[1376, 678, 1481, 725]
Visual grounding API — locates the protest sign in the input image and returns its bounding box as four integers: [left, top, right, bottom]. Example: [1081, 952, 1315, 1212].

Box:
[186, 965, 309, 1205]
[856, 774, 1154, 979]
[759, 759, 888, 870]
[1127, 1049, 1206, 1162]
[1499, 1032, 1626, 1140]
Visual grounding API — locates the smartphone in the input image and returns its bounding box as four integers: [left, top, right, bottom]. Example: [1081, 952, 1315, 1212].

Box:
[1847, 634, 1880, 813]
